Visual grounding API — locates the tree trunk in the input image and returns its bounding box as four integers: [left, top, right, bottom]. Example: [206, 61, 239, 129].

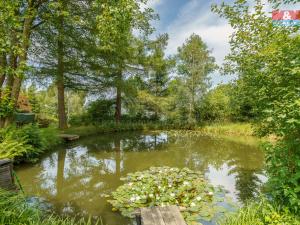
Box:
[0, 53, 6, 89]
[115, 72, 122, 124]
[57, 5, 68, 130]
[0, 75, 5, 88]
[11, 13, 34, 107]
[0, 54, 6, 103]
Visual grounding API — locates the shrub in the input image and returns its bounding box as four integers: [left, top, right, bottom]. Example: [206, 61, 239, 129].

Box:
[264, 138, 300, 213]
[87, 99, 115, 123]
[0, 136, 35, 160]
[0, 124, 61, 162]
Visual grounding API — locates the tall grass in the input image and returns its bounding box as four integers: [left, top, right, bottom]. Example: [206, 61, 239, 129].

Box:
[218, 199, 300, 225]
[199, 123, 254, 136]
[0, 189, 95, 225]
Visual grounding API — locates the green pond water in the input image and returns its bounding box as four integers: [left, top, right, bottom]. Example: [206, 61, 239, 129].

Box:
[15, 131, 265, 225]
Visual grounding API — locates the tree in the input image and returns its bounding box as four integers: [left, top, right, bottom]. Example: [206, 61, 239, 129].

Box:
[176, 34, 216, 124]
[27, 85, 40, 114]
[0, 0, 50, 126]
[96, 0, 156, 124]
[132, 34, 175, 120]
[213, 0, 300, 211]
[30, 0, 101, 129]
[200, 84, 232, 122]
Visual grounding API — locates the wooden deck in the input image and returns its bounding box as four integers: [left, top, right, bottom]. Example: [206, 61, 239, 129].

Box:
[59, 134, 80, 141]
[135, 206, 186, 225]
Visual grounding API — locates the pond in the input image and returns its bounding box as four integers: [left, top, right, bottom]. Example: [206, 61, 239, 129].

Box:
[16, 131, 266, 225]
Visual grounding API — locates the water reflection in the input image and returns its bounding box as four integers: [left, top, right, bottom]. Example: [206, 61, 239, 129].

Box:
[16, 132, 265, 225]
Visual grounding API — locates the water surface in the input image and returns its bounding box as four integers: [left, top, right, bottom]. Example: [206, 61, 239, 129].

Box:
[16, 131, 265, 225]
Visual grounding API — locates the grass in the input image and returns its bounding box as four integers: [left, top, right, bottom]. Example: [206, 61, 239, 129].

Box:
[218, 199, 300, 225]
[64, 122, 255, 138]
[198, 123, 254, 136]
[0, 189, 96, 225]
[63, 122, 176, 138]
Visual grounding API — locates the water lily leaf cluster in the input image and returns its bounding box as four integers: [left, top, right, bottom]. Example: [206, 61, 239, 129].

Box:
[108, 167, 227, 224]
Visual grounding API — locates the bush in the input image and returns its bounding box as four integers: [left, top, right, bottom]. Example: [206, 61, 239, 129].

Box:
[0, 124, 61, 162]
[218, 198, 300, 225]
[87, 99, 115, 123]
[0, 136, 35, 160]
[264, 138, 300, 213]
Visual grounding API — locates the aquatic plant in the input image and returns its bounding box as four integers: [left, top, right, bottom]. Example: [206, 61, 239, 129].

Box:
[108, 167, 228, 224]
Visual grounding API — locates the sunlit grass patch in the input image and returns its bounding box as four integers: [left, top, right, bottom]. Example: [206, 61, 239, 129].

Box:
[218, 199, 300, 225]
[199, 123, 254, 136]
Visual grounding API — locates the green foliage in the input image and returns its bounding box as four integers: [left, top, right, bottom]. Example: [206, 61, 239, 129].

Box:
[0, 125, 61, 162]
[200, 84, 232, 122]
[176, 34, 216, 124]
[264, 138, 300, 212]
[0, 189, 94, 225]
[218, 198, 300, 225]
[213, 0, 300, 212]
[108, 167, 228, 224]
[200, 83, 257, 123]
[27, 85, 41, 114]
[0, 88, 14, 118]
[86, 99, 115, 123]
[0, 136, 34, 160]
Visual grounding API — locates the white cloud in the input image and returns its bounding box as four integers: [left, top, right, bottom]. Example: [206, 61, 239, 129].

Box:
[162, 0, 234, 85]
[147, 0, 161, 9]
[165, 0, 233, 66]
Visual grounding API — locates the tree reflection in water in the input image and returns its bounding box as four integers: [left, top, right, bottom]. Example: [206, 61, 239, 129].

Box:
[16, 132, 265, 225]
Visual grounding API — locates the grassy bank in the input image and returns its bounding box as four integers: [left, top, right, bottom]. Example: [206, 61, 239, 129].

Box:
[64, 122, 255, 138]
[63, 122, 190, 138]
[0, 189, 94, 225]
[218, 199, 300, 225]
[198, 123, 254, 136]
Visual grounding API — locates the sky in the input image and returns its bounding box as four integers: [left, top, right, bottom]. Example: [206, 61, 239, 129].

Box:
[147, 0, 300, 86]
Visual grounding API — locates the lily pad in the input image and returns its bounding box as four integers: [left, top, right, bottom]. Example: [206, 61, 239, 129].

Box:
[108, 167, 230, 224]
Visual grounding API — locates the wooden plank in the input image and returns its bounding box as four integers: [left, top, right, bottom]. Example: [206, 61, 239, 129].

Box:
[0, 159, 12, 166]
[59, 134, 80, 141]
[139, 206, 186, 225]
[159, 206, 186, 225]
[159, 206, 177, 225]
[141, 207, 165, 225]
[153, 207, 166, 225]
[141, 208, 157, 225]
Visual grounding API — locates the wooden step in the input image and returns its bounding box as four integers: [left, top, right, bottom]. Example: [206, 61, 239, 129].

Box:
[135, 206, 186, 225]
[59, 134, 80, 141]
